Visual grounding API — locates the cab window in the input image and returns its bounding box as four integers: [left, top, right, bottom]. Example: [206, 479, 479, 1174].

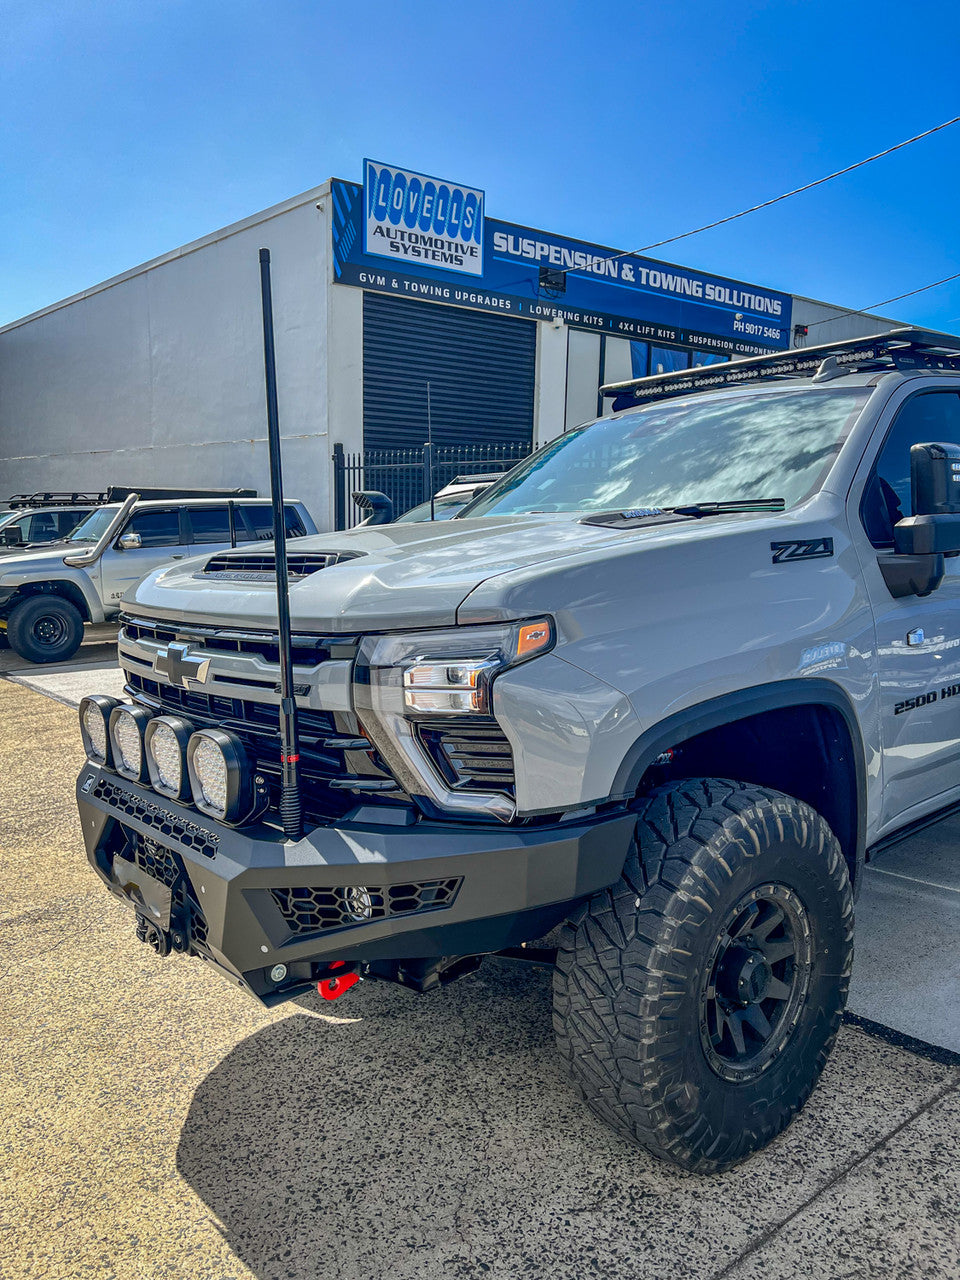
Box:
[861, 392, 960, 547]
[123, 508, 182, 548]
[237, 505, 307, 540]
[188, 506, 232, 544]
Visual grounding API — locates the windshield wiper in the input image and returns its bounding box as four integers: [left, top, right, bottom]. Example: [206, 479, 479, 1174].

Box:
[670, 498, 785, 517]
[579, 498, 785, 530]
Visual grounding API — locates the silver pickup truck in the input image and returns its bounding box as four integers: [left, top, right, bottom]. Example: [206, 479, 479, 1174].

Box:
[75, 329, 960, 1172]
[1, 492, 316, 664]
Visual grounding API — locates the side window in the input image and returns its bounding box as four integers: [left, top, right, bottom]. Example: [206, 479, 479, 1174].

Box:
[58, 510, 91, 536]
[123, 508, 182, 548]
[862, 392, 960, 547]
[284, 505, 307, 538]
[236, 505, 307, 540]
[188, 506, 232, 544]
[28, 513, 60, 542]
[7, 515, 32, 542]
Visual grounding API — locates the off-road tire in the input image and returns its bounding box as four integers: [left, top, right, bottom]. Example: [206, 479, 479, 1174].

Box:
[7, 595, 84, 664]
[553, 778, 854, 1173]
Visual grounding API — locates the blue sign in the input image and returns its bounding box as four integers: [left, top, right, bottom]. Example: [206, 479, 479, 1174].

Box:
[332, 179, 792, 354]
[362, 160, 485, 277]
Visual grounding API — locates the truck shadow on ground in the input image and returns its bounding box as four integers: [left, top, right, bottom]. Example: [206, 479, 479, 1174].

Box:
[175, 959, 686, 1280]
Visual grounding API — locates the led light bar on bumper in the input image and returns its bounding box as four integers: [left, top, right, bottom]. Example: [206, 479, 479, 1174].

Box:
[79, 698, 268, 828]
[354, 618, 554, 822]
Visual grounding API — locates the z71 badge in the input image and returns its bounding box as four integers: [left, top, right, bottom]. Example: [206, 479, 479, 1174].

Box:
[770, 538, 834, 564]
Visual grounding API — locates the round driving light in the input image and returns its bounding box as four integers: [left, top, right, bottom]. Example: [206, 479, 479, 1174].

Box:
[269, 964, 288, 984]
[145, 715, 194, 801]
[79, 694, 119, 767]
[186, 728, 252, 823]
[108, 704, 153, 783]
[343, 886, 375, 921]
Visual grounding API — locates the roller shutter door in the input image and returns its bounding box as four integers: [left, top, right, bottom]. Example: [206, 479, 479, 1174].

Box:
[362, 293, 536, 450]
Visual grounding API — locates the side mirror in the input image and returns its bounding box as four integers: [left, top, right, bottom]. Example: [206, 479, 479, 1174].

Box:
[880, 442, 960, 598]
[893, 442, 960, 555]
[1, 527, 23, 546]
[117, 532, 142, 550]
[352, 490, 394, 526]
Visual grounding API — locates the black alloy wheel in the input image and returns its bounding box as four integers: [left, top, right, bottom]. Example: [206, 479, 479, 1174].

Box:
[553, 778, 854, 1173]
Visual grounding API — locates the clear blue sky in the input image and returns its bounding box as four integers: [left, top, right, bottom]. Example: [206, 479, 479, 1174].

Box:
[3, 0, 959, 329]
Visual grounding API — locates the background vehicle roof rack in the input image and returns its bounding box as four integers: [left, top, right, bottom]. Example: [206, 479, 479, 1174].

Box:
[601, 327, 960, 410]
[103, 485, 258, 501]
[6, 491, 109, 509]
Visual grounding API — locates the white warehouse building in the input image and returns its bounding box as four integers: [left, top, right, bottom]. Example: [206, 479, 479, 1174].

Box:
[0, 160, 901, 529]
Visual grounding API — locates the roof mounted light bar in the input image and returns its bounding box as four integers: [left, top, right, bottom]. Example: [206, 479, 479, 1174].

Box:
[601, 327, 960, 410]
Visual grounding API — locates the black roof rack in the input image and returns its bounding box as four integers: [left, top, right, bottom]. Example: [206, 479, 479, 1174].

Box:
[104, 486, 258, 501]
[601, 327, 960, 410]
[6, 491, 108, 509]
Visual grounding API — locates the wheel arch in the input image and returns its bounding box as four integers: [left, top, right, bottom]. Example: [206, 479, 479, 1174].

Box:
[612, 680, 867, 892]
[4, 578, 98, 623]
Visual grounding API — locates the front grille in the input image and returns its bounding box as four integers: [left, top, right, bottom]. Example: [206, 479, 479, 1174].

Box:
[125, 672, 399, 823]
[200, 551, 362, 579]
[270, 877, 462, 937]
[121, 615, 357, 666]
[417, 720, 515, 793]
[91, 776, 220, 857]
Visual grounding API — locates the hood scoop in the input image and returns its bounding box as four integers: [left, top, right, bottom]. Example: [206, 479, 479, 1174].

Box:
[198, 550, 364, 582]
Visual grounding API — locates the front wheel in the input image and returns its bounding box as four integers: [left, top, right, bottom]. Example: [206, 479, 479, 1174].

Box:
[6, 595, 84, 664]
[553, 779, 854, 1173]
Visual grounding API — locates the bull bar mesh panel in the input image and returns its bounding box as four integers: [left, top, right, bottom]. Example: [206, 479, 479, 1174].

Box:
[92, 776, 220, 858]
[270, 877, 463, 937]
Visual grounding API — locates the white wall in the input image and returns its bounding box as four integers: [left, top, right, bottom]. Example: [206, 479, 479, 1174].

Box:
[0, 186, 333, 525]
[533, 320, 567, 445]
[789, 298, 902, 346]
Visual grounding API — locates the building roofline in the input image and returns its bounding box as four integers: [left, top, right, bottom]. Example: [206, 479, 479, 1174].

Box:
[0, 178, 338, 335]
[2, 175, 905, 337]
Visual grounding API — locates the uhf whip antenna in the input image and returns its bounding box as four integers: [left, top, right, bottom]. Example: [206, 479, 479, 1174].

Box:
[258, 247, 302, 841]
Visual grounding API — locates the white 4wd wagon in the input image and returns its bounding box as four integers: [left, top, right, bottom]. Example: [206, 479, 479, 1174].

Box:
[1, 489, 315, 664]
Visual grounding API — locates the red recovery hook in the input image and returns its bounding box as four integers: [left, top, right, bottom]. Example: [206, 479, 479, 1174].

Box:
[318, 963, 361, 1000]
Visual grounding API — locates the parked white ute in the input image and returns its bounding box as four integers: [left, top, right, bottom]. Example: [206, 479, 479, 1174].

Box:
[0, 488, 316, 664]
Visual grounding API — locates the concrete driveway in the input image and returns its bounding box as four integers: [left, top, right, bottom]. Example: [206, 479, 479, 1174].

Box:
[2, 679, 959, 1280]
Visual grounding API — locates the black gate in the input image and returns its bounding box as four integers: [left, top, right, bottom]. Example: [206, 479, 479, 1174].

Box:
[332, 441, 532, 530]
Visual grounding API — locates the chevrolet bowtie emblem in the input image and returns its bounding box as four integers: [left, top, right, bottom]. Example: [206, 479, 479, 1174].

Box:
[153, 641, 211, 688]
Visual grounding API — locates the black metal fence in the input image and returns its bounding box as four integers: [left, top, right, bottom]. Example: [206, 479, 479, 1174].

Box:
[332, 441, 532, 529]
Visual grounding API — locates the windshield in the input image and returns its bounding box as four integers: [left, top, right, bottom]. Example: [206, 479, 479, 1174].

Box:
[66, 506, 119, 543]
[463, 388, 870, 518]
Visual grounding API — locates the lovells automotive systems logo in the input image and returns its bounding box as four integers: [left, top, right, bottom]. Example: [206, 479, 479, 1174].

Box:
[363, 159, 484, 277]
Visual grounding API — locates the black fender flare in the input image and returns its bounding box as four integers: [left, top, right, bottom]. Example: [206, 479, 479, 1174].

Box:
[611, 678, 868, 889]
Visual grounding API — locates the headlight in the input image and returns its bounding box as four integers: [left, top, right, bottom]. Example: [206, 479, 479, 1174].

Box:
[370, 619, 554, 718]
[353, 618, 554, 822]
[79, 694, 119, 766]
[108, 704, 153, 783]
[186, 728, 254, 823]
[145, 715, 194, 802]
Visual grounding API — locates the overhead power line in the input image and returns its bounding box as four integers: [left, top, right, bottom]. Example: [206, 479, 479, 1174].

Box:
[806, 269, 960, 329]
[595, 114, 960, 269]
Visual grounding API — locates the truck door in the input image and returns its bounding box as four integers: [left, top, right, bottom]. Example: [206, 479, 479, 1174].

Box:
[100, 506, 186, 606]
[857, 387, 960, 827]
